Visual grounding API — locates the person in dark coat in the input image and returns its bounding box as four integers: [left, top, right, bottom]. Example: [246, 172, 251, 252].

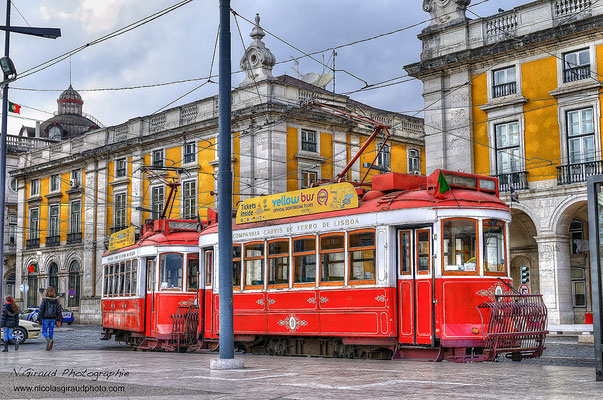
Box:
[38, 286, 62, 351]
[1, 296, 19, 352]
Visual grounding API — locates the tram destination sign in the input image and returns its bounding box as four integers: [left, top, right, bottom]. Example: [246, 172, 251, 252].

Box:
[108, 226, 136, 252]
[236, 182, 358, 224]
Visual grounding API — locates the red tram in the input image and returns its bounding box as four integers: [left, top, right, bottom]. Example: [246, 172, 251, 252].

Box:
[101, 170, 547, 362]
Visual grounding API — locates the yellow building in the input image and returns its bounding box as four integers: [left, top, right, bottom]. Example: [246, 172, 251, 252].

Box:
[405, 0, 602, 325]
[11, 17, 424, 323]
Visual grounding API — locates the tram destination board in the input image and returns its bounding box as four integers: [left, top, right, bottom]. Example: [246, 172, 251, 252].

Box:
[236, 182, 358, 224]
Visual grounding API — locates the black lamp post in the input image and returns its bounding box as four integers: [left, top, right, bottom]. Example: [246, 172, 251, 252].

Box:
[0, 1, 60, 302]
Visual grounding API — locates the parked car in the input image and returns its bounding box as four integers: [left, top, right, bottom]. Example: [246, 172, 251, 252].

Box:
[0, 319, 41, 344]
[62, 309, 74, 325]
[19, 307, 74, 325]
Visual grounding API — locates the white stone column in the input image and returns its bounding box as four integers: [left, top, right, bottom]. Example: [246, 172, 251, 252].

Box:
[14, 178, 25, 306]
[130, 148, 144, 227]
[83, 161, 98, 300]
[96, 161, 109, 296]
[270, 123, 287, 194]
[535, 234, 573, 324]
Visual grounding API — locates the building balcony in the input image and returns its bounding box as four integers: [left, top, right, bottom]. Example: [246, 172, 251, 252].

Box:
[67, 232, 82, 244]
[45, 235, 60, 247]
[26, 238, 40, 249]
[563, 65, 590, 83]
[492, 82, 517, 98]
[495, 171, 528, 192]
[557, 160, 603, 185]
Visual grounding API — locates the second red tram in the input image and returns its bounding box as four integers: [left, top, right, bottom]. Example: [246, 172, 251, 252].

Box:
[101, 170, 547, 361]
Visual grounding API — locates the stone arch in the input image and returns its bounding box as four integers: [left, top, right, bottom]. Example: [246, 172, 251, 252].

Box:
[510, 204, 541, 235]
[64, 252, 83, 271]
[509, 208, 539, 293]
[550, 194, 588, 235]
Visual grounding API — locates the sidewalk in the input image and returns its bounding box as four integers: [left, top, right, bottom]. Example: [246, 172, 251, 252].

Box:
[0, 349, 601, 399]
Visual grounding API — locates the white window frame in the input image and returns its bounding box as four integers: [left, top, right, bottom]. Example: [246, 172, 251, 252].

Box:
[50, 174, 60, 192]
[114, 192, 127, 229]
[182, 179, 197, 219]
[151, 149, 164, 168]
[69, 200, 81, 234]
[566, 107, 596, 164]
[486, 62, 522, 102]
[300, 128, 319, 153]
[71, 169, 82, 187]
[48, 204, 60, 237]
[8, 214, 16, 245]
[407, 148, 421, 173]
[300, 170, 318, 189]
[375, 143, 391, 170]
[151, 185, 165, 218]
[183, 142, 197, 165]
[493, 120, 522, 175]
[555, 43, 597, 88]
[30, 179, 40, 196]
[571, 267, 587, 308]
[491, 65, 518, 98]
[558, 103, 601, 165]
[29, 207, 39, 239]
[115, 158, 127, 178]
[487, 115, 526, 176]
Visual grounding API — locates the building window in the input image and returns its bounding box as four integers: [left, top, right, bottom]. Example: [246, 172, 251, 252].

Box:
[9, 178, 17, 191]
[70, 201, 81, 234]
[50, 174, 60, 192]
[48, 204, 60, 237]
[29, 208, 39, 239]
[301, 129, 317, 152]
[30, 179, 40, 196]
[152, 149, 164, 168]
[571, 267, 586, 307]
[182, 180, 197, 219]
[48, 263, 58, 291]
[301, 170, 317, 189]
[68, 261, 81, 307]
[71, 169, 81, 187]
[408, 149, 420, 173]
[114, 192, 127, 228]
[375, 144, 391, 170]
[151, 186, 164, 218]
[564, 48, 590, 83]
[569, 219, 585, 254]
[492, 66, 517, 98]
[8, 214, 16, 245]
[494, 121, 521, 174]
[184, 142, 196, 164]
[115, 158, 127, 178]
[567, 108, 595, 164]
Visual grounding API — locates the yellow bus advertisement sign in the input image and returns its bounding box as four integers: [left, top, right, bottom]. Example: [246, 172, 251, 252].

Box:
[108, 226, 136, 251]
[236, 182, 358, 224]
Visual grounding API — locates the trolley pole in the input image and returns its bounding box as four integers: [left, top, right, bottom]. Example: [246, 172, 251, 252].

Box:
[211, 0, 243, 370]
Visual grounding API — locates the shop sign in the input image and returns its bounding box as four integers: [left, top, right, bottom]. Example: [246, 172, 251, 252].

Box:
[108, 226, 136, 252]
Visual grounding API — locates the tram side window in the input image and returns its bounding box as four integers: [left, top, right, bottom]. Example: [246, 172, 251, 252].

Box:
[131, 259, 138, 296]
[187, 254, 199, 291]
[268, 240, 289, 287]
[109, 264, 115, 297]
[160, 253, 183, 290]
[125, 261, 131, 296]
[120, 262, 126, 296]
[103, 265, 109, 297]
[348, 230, 376, 284]
[205, 251, 213, 287]
[233, 245, 242, 288]
[483, 219, 506, 275]
[442, 219, 478, 275]
[320, 234, 345, 284]
[293, 236, 316, 285]
[146, 258, 155, 292]
[244, 242, 265, 289]
[400, 231, 411, 275]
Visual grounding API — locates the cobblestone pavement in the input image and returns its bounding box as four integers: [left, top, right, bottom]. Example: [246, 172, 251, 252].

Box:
[0, 326, 598, 399]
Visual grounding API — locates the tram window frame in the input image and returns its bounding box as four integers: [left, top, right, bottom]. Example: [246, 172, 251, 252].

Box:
[416, 230, 431, 275]
[441, 218, 479, 276]
[146, 258, 155, 293]
[233, 244, 242, 290]
[348, 229, 376, 285]
[293, 235, 317, 287]
[187, 253, 200, 292]
[131, 259, 138, 296]
[204, 250, 213, 288]
[268, 239, 290, 289]
[125, 261, 131, 296]
[399, 230, 412, 276]
[120, 262, 126, 296]
[159, 252, 184, 291]
[244, 242, 265, 290]
[108, 264, 115, 297]
[483, 219, 507, 276]
[319, 233, 346, 286]
[103, 265, 109, 297]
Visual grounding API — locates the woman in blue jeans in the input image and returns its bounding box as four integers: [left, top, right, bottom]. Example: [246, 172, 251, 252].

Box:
[37, 286, 62, 351]
[1, 296, 19, 352]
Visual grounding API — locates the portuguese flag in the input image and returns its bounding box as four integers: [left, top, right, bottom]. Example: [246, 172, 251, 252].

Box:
[435, 171, 451, 199]
[8, 101, 20, 114]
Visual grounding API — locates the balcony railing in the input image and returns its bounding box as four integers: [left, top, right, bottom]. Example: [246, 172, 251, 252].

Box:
[110, 226, 127, 235]
[26, 238, 40, 249]
[557, 160, 603, 185]
[495, 171, 529, 192]
[564, 64, 590, 83]
[493, 82, 517, 98]
[67, 232, 82, 244]
[45, 235, 60, 247]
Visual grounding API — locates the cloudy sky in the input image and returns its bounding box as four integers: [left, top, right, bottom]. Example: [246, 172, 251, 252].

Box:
[3, 0, 528, 135]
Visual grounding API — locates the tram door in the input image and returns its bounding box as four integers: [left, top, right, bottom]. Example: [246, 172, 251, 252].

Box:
[145, 257, 156, 336]
[398, 228, 433, 345]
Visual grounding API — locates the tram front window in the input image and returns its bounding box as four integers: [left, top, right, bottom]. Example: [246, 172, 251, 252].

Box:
[187, 254, 199, 291]
[442, 219, 478, 274]
[483, 219, 506, 275]
[320, 234, 345, 283]
[160, 253, 183, 290]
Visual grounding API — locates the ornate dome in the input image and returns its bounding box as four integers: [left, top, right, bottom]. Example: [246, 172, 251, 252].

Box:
[57, 84, 83, 115]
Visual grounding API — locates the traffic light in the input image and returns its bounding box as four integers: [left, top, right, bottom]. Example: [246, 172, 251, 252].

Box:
[520, 266, 530, 284]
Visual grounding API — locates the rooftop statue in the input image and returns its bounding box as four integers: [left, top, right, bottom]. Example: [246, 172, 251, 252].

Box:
[423, 0, 471, 26]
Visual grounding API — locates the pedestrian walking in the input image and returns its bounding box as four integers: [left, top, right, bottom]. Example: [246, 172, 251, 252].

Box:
[38, 286, 62, 351]
[1, 296, 20, 352]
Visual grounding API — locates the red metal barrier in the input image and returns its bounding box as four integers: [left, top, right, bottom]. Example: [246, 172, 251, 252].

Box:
[478, 294, 548, 361]
[168, 305, 200, 352]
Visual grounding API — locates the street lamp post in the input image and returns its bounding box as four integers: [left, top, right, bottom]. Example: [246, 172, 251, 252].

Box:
[0, 1, 60, 303]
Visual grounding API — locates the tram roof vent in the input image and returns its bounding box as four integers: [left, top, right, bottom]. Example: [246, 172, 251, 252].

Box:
[371, 172, 426, 193]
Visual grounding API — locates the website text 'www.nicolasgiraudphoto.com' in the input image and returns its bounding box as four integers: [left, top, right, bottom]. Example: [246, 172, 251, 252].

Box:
[13, 384, 126, 394]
